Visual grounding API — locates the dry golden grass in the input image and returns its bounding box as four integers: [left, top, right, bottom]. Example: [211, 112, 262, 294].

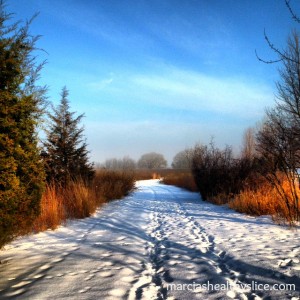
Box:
[33, 184, 66, 232]
[94, 169, 135, 200]
[229, 185, 276, 216]
[134, 168, 198, 193]
[229, 177, 300, 225]
[62, 181, 98, 219]
[134, 169, 166, 180]
[208, 193, 233, 205]
[161, 171, 198, 192]
[33, 170, 135, 232]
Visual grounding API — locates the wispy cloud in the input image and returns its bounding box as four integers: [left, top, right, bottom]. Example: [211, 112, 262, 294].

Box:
[88, 73, 114, 91]
[144, 7, 234, 61]
[109, 66, 274, 120]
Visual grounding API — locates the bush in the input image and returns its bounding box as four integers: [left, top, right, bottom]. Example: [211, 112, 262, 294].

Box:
[192, 143, 239, 201]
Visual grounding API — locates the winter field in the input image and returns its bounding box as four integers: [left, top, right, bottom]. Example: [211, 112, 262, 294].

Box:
[0, 180, 299, 300]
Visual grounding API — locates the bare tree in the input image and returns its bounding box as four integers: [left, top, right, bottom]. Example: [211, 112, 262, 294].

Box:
[256, 31, 300, 222]
[171, 148, 194, 169]
[103, 156, 136, 170]
[241, 127, 257, 160]
[192, 142, 238, 201]
[137, 152, 167, 169]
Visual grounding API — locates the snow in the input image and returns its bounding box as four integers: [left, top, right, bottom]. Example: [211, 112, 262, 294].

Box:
[0, 179, 299, 299]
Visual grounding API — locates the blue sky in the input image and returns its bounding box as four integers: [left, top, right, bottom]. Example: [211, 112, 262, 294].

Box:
[8, 0, 300, 164]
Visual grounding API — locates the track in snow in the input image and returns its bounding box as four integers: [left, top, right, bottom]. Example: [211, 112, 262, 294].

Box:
[0, 180, 299, 300]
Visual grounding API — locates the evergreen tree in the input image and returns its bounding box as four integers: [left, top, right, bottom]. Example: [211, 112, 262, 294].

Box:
[44, 87, 94, 185]
[0, 2, 46, 247]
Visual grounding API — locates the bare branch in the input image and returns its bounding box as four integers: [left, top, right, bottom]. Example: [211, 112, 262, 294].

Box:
[257, 29, 300, 65]
[285, 0, 300, 23]
[255, 49, 282, 64]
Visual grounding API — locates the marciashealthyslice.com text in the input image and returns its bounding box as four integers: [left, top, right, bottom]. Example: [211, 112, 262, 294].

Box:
[167, 281, 296, 292]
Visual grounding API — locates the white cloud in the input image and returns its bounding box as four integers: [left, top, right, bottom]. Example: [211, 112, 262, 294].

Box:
[127, 66, 274, 119]
[84, 65, 274, 121]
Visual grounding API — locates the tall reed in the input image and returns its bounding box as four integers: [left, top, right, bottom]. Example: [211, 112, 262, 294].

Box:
[229, 178, 300, 225]
[33, 170, 135, 232]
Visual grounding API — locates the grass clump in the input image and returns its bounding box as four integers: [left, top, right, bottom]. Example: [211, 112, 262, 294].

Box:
[161, 171, 198, 192]
[33, 170, 135, 232]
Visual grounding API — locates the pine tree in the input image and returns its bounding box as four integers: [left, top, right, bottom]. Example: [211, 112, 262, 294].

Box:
[43, 87, 94, 185]
[0, 2, 46, 247]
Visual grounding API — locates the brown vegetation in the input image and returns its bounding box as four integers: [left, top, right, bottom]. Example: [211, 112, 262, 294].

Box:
[134, 168, 198, 192]
[229, 175, 300, 225]
[134, 169, 170, 180]
[161, 171, 198, 192]
[33, 170, 135, 232]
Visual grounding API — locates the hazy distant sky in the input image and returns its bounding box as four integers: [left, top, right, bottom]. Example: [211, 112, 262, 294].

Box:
[8, 0, 300, 164]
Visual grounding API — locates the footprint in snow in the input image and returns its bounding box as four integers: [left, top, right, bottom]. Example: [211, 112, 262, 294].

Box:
[120, 276, 136, 283]
[102, 253, 112, 257]
[11, 280, 32, 288]
[99, 271, 114, 278]
[84, 274, 95, 281]
[109, 288, 127, 297]
[4, 288, 27, 297]
[39, 264, 52, 271]
[79, 287, 91, 293]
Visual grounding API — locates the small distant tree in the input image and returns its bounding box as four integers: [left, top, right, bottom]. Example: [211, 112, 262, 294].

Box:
[43, 87, 94, 185]
[0, 2, 46, 247]
[121, 156, 136, 170]
[241, 127, 257, 160]
[103, 156, 136, 170]
[137, 152, 167, 169]
[172, 148, 193, 169]
[103, 158, 119, 170]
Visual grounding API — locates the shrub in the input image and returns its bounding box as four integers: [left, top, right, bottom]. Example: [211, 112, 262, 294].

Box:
[192, 143, 244, 201]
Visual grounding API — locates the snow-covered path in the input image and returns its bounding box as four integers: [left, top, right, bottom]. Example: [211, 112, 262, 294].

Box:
[0, 180, 299, 300]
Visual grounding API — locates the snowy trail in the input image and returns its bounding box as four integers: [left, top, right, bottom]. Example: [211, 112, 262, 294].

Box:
[0, 180, 299, 300]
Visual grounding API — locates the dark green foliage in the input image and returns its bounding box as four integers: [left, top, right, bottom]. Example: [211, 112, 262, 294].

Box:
[43, 87, 94, 185]
[0, 2, 46, 247]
